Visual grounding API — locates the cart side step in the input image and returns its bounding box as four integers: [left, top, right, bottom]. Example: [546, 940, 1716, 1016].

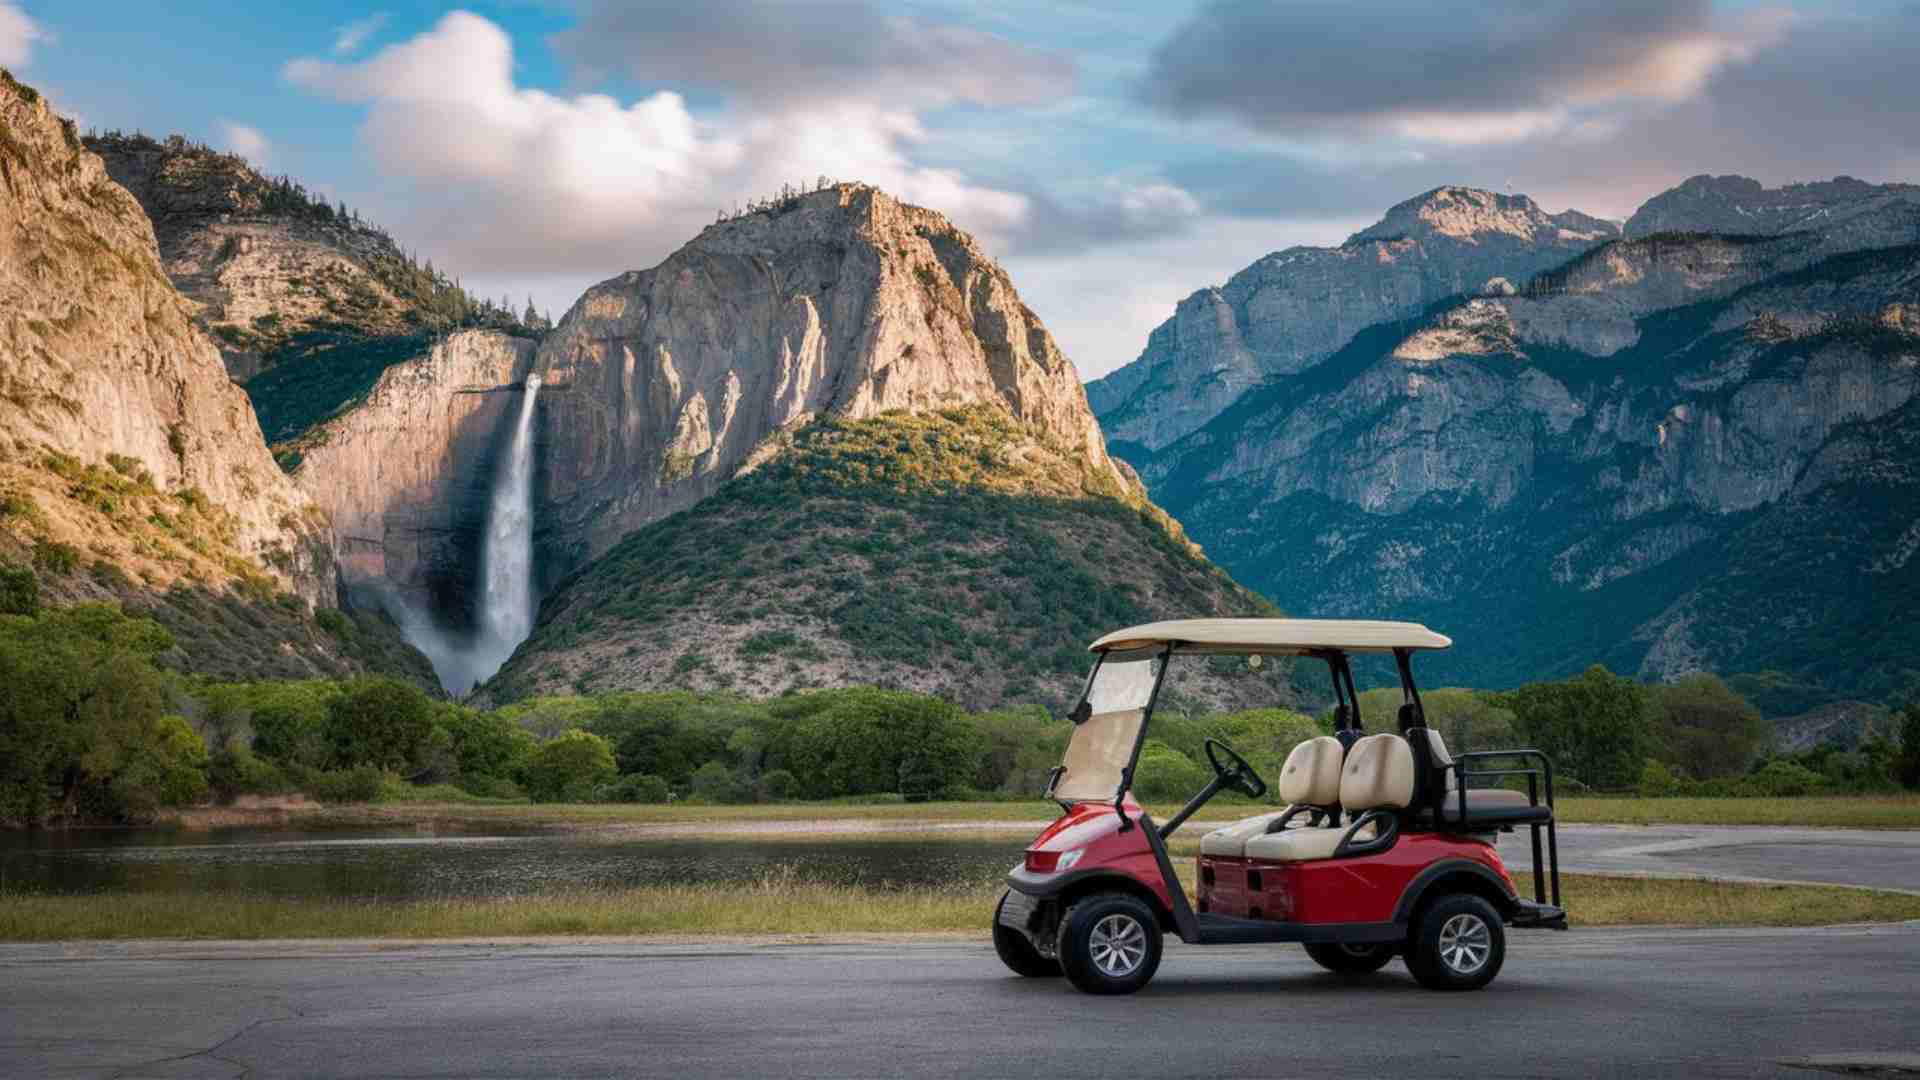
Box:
[1510, 900, 1568, 930]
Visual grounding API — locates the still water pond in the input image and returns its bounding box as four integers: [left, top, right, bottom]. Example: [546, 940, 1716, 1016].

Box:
[0, 827, 1028, 900]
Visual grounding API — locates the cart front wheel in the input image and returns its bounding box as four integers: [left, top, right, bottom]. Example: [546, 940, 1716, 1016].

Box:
[1405, 893, 1505, 991]
[992, 891, 1060, 978]
[1058, 892, 1163, 995]
[1304, 941, 1396, 974]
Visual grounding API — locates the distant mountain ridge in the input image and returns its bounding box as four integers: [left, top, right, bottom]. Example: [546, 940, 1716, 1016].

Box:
[1086, 186, 1621, 451]
[1102, 174, 1920, 710]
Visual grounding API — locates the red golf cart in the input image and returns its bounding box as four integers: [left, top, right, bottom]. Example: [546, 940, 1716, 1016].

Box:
[995, 619, 1565, 994]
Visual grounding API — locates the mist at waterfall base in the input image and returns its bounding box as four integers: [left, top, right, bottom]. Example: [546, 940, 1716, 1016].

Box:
[391, 376, 544, 697]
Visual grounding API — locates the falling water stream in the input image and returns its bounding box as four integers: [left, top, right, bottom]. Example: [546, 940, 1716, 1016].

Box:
[400, 373, 543, 696]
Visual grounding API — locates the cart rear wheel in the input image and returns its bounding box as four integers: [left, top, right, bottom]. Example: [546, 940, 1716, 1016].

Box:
[1405, 893, 1505, 991]
[1058, 893, 1162, 995]
[1304, 941, 1396, 974]
[992, 891, 1060, 978]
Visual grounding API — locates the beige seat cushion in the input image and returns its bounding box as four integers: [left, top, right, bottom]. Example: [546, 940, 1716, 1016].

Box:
[1198, 811, 1287, 857]
[1245, 821, 1377, 863]
[1277, 736, 1344, 806]
[1340, 733, 1415, 811]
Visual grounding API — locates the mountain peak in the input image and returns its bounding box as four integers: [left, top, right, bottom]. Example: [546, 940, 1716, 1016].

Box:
[1626, 173, 1920, 238]
[1347, 185, 1615, 246]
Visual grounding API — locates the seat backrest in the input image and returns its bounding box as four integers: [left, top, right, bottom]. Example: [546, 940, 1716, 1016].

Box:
[1339, 733, 1415, 812]
[1403, 726, 1456, 806]
[1277, 736, 1343, 807]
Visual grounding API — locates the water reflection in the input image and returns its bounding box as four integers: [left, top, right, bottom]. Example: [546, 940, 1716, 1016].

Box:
[0, 827, 1026, 900]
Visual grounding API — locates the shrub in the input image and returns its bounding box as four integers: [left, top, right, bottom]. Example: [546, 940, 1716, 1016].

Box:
[31, 539, 81, 575]
[687, 760, 748, 803]
[207, 736, 291, 799]
[1899, 704, 1920, 791]
[596, 773, 671, 804]
[522, 730, 618, 802]
[1744, 759, 1827, 797]
[1638, 759, 1683, 798]
[305, 765, 387, 803]
[1130, 740, 1210, 803]
[0, 563, 38, 616]
[756, 768, 799, 801]
[324, 676, 436, 771]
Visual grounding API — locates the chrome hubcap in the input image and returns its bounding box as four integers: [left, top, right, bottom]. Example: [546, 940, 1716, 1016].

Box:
[1437, 913, 1491, 975]
[1088, 914, 1147, 977]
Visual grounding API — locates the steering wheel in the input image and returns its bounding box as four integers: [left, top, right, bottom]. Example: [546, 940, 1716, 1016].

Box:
[1204, 738, 1267, 800]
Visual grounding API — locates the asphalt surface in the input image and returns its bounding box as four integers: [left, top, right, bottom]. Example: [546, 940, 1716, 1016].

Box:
[1523, 824, 1920, 893]
[5, 925, 1918, 1079]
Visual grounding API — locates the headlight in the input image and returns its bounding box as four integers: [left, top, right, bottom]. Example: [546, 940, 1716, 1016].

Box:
[1056, 848, 1085, 872]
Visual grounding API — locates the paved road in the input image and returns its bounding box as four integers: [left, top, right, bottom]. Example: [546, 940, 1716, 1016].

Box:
[5, 927, 1918, 1078]
[1544, 824, 1920, 893]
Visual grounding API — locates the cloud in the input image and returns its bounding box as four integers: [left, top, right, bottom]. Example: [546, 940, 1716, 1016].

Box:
[217, 121, 270, 166]
[1144, 0, 1788, 146]
[551, 0, 1075, 108]
[0, 2, 47, 68]
[332, 12, 387, 56]
[284, 11, 1176, 285]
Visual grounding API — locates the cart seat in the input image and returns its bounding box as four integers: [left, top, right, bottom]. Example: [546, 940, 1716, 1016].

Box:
[1409, 728, 1553, 826]
[1245, 733, 1411, 862]
[1197, 736, 1344, 857]
[1244, 819, 1377, 861]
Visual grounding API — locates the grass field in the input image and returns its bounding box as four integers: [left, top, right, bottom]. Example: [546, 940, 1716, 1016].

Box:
[3, 870, 1915, 942]
[207, 793, 1920, 833]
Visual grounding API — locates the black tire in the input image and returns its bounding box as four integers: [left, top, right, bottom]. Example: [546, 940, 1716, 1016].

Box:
[1303, 942, 1396, 974]
[1057, 892, 1163, 995]
[993, 891, 1060, 978]
[1404, 893, 1505, 991]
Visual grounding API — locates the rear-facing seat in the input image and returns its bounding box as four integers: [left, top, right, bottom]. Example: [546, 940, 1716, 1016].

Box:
[1244, 732, 1413, 862]
[1198, 735, 1344, 858]
[1405, 726, 1552, 827]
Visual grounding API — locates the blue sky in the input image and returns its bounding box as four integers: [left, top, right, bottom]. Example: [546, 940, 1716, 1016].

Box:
[6, 1, 1917, 379]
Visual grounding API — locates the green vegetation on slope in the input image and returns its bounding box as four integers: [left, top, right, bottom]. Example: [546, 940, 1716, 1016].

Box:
[493, 407, 1282, 711]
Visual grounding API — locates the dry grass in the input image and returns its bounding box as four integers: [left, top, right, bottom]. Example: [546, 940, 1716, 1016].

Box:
[243, 793, 1920, 833]
[3, 872, 1914, 942]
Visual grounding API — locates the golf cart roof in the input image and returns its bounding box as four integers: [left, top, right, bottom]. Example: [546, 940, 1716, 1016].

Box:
[1090, 618, 1451, 656]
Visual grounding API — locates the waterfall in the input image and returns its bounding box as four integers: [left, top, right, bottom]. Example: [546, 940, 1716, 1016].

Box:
[405, 374, 543, 697]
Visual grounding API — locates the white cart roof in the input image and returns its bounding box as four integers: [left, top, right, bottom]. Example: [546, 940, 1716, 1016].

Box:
[1090, 618, 1452, 656]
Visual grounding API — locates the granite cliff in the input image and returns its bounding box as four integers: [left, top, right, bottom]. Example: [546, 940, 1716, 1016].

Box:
[297, 184, 1280, 706]
[1110, 176, 1920, 710]
[0, 72, 431, 685]
[84, 132, 533, 444]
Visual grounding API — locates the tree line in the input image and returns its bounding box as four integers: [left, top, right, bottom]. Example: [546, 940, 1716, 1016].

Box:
[3, 604, 1917, 825]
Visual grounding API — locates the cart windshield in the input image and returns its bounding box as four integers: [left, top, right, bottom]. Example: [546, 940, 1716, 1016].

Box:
[1051, 654, 1162, 802]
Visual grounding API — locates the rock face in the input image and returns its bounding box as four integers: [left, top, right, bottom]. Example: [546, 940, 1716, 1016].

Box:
[1111, 175, 1920, 709]
[85, 133, 530, 443]
[459, 185, 1283, 707]
[1087, 187, 1619, 451]
[289, 330, 538, 625]
[1625, 174, 1920, 239]
[0, 72, 331, 603]
[532, 183, 1132, 574]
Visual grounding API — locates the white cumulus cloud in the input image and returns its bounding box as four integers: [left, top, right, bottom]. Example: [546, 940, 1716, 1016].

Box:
[284, 11, 1056, 278]
[218, 121, 270, 166]
[0, 2, 47, 68]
